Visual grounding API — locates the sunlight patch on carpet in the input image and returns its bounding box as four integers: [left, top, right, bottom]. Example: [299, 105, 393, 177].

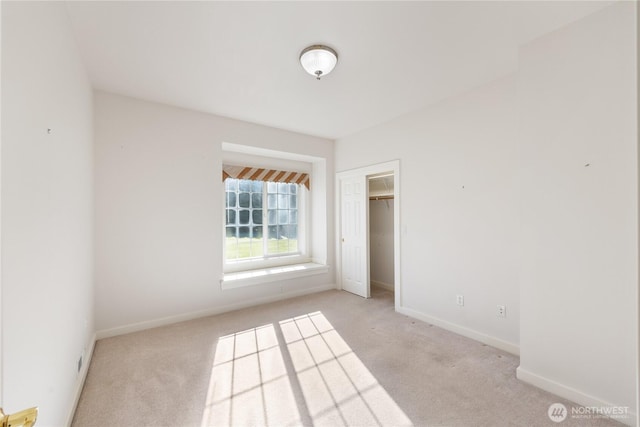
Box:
[201, 311, 412, 427]
[201, 324, 301, 426]
[280, 312, 412, 427]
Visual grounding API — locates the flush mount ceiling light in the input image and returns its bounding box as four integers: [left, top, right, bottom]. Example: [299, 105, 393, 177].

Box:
[299, 45, 338, 80]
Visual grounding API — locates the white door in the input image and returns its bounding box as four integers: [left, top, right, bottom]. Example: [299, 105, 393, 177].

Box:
[340, 175, 369, 298]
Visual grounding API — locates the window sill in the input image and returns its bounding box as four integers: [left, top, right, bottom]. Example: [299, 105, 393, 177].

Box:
[224, 254, 308, 273]
[221, 262, 329, 290]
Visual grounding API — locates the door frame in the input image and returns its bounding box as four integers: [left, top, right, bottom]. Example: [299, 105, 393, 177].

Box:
[336, 160, 401, 311]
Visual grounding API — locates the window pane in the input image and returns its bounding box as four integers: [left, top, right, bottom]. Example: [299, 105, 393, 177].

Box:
[226, 227, 237, 238]
[226, 178, 302, 261]
[277, 225, 286, 242]
[268, 210, 277, 225]
[268, 236, 284, 253]
[252, 226, 263, 239]
[252, 209, 263, 225]
[278, 209, 288, 224]
[252, 193, 263, 208]
[268, 240, 284, 254]
[277, 194, 289, 209]
[239, 209, 250, 225]
[226, 192, 236, 207]
[286, 225, 298, 252]
[267, 194, 277, 209]
[266, 225, 295, 254]
[289, 225, 298, 240]
[268, 225, 278, 240]
[238, 193, 250, 208]
[226, 238, 238, 260]
[279, 224, 292, 239]
[250, 225, 264, 257]
[249, 237, 263, 257]
[226, 209, 236, 225]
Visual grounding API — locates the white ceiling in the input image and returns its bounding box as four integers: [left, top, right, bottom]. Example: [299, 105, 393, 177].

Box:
[65, 1, 613, 140]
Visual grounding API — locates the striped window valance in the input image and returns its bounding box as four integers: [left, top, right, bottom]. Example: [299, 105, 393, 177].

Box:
[222, 164, 310, 190]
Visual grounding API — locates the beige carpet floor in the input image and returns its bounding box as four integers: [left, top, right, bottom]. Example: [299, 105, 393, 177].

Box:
[72, 288, 625, 427]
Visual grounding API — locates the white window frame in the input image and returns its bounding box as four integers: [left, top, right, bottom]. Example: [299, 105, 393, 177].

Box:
[223, 177, 310, 274]
[220, 142, 330, 291]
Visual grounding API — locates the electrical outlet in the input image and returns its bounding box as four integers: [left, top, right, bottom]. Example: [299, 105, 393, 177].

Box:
[497, 305, 506, 318]
[456, 295, 464, 306]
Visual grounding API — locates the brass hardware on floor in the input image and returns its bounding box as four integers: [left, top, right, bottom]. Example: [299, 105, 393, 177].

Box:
[0, 407, 38, 427]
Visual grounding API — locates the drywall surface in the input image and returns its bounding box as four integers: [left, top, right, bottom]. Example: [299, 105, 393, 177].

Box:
[1, 2, 94, 425]
[518, 1, 637, 415]
[94, 92, 335, 332]
[369, 199, 394, 288]
[336, 75, 520, 349]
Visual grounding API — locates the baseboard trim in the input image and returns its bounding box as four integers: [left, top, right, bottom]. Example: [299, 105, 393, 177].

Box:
[371, 280, 394, 292]
[396, 306, 520, 356]
[516, 367, 636, 426]
[96, 283, 337, 340]
[65, 333, 96, 427]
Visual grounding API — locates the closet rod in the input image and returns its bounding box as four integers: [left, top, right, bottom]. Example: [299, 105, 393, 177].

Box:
[369, 195, 394, 201]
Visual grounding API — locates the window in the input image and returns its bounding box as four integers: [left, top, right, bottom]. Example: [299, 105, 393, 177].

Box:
[219, 145, 329, 288]
[225, 178, 305, 267]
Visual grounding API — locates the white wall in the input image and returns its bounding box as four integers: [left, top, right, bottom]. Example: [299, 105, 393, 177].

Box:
[94, 92, 335, 334]
[369, 199, 394, 288]
[337, 0, 637, 418]
[1, 2, 94, 425]
[0, 0, 4, 407]
[517, 1, 637, 415]
[336, 75, 521, 352]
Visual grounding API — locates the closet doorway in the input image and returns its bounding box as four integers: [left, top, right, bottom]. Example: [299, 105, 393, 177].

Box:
[369, 173, 395, 295]
[336, 160, 401, 311]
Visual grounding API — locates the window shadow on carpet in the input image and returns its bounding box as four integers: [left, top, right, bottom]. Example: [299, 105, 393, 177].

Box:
[201, 311, 412, 427]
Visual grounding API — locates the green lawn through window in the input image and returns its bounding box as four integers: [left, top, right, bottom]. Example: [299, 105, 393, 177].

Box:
[226, 237, 298, 260]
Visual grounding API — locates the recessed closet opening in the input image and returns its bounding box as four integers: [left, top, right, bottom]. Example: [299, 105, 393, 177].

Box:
[368, 173, 395, 296]
[337, 160, 401, 311]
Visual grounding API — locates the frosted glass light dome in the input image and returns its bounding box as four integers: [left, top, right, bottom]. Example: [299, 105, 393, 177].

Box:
[299, 45, 338, 80]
